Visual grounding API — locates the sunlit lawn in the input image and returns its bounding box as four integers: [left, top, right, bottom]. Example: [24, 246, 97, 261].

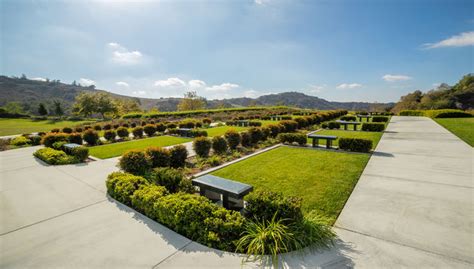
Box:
[212, 146, 370, 225]
[309, 129, 383, 149]
[200, 126, 249, 137]
[88, 135, 191, 159]
[0, 118, 94, 136]
[435, 118, 474, 147]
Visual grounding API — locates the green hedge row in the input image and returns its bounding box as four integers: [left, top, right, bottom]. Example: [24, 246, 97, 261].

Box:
[33, 147, 88, 165]
[399, 109, 472, 118]
[119, 145, 188, 175]
[338, 138, 373, 152]
[277, 133, 307, 145]
[361, 122, 385, 132]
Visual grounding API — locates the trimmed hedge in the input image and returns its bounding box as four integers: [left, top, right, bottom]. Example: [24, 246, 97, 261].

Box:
[33, 148, 77, 165]
[244, 190, 303, 223]
[106, 172, 149, 206]
[278, 120, 298, 132]
[399, 110, 424, 116]
[372, 116, 389, 122]
[41, 132, 69, 148]
[83, 130, 99, 145]
[146, 147, 170, 167]
[119, 150, 151, 175]
[11, 136, 30, 146]
[340, 116, 357, 121]
[277, 133, 307, 145]
[211, 136, 228, 154]
[338, 138, 372, 152]
[147, 167, 191, 193]
[327, 121, 341, 129]
[169, 145, 188, 168]
[143, 124, 156, 137]
[425, 109, 472, 118]
[68, 133, 83, 145]
[361, 122, 385, 132]
[193, 137, 212, 157]
[131, 184, 168, 217]
[104, 130, 116, 141]
[132, 126, 144, 138]
[224, 130, 241, 150]
[116, 127, 129, 138]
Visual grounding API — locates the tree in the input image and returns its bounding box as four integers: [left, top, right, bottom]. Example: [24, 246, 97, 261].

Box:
[4, 102, 24, 114]
[73, 92, 118, 118]
[72, 80, 77, 86]
[38, 103, 48, 116]
[177, 91, 206, 111]
[115, 98, 141, 115]
[53, 100, 64, 116]
[96, 93, 118, 118]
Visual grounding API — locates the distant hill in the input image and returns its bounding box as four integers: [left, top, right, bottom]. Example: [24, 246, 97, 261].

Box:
[0, 76, 393, 114]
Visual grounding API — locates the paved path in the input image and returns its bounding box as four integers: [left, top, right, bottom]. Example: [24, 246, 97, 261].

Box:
[1, 116, 472, 268]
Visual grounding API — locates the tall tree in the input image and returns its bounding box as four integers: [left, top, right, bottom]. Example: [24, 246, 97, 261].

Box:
[4, 102, 24, 114]
[38, 103, 48, 116]
[177, 91, 206, 111]
[73, 92, 118, 118]
[53, 100, 64, 116]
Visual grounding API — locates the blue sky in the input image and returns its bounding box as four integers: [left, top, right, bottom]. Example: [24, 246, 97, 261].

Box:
[1, 0, 473, 102]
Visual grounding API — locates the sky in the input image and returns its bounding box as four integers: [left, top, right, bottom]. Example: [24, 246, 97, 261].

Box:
[1, 0, 473, 102]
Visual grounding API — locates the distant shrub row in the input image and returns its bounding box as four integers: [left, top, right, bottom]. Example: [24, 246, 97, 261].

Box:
[399, 109, 472, 118]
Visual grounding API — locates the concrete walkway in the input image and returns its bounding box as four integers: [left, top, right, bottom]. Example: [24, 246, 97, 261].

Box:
[1, 116, 473, 268]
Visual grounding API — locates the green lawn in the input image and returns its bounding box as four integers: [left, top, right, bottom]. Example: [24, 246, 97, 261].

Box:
[201, 126, 249, 137]
[212, 146, 370, 225]
[310, 130, 383, 149]
[0, 118, 94, 136]
[434, 118, 474, 147]
[89, 135, 192, 159]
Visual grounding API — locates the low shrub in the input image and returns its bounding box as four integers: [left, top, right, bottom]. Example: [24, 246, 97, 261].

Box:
[169, 145, 188, 168]
[340, 116, 356, 121]
[119, 150, 152, 175]
[93, 125, 102, 131]
[116, 127, 129, 139]
[211, 136, 228, 154]
[28, 135, 42, 145]
[132, 126, 144, 138]
[249, 121, 262, 127]
[148, 167, 188, 193]
[146, 147, 170, 167]
[321, 123, 328, 129]
[278, 120, 298, 132]
[224, 130, 241, 149]
[103, 124, 112, 130]
[277, 133, 307, 145]
[131, 185, 168, 217]
[41, 132, 69, 148]
[193, 137, 212, 157]
[74, 127, 83, 133]
[104, 130, 116, 141]
[361, 122, 385, 132]
[244, 190, 303, 223]
[327, 121, 341, 129]
[156, 123, 166, 132]
[267, 124, 283, 138]
[425, 109, 472, 118]
[189, 129, 208, 137]
[106, 172, 149, 206]
[11, 136, 30, 146]
[83, 130, 100, 145]
[202, 118, 212, 125]
[50, 128, 60, 133]
[68, 133, 83, 145]
[338, 138, 372, 152]
[33, 148, 76, 165]
[70, 146, 89, 161]
[372, 116, 389, 122]
[52, 141, 67, 150]
[62, 127, 73, 133]
[399, 110, 424, 116]
[143, 124, 156, 137]
[240, 132, 252, 147]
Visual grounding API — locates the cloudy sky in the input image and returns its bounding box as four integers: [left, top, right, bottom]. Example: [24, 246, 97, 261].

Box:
[1, 0, 473, 102]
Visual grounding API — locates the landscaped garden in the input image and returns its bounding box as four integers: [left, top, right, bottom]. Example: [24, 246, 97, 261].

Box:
[0, 118, 94, 136]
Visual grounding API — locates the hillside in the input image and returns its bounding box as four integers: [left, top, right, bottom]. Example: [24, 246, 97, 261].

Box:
[0, 76, 392, 114]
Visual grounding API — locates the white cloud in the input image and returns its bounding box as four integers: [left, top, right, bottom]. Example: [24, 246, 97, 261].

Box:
[243, 90, 259, 98]
[432, 83, 441, 87]
[255, 0, 270, 5]
[108, 42, 143, 65]
[188, 79, 207, 89]
[31, 77, 46, 82]
[116, 81, 130, 87]
[79, 78, 95, 86]
[132, 90, 146, 96]
[423, 31, 474, 49]
[307, 84, 326, 93]
[337, 83, 362, 89]
[154, 77, 186, 88]
[205, 83, 239, 92]
[382, 74, 412, 82]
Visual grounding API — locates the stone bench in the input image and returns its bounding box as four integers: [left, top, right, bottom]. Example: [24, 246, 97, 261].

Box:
[307, 133, 338, 149]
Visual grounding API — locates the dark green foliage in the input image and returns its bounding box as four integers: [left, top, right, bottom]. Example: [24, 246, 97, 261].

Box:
[278, 120, 298, 132]
[327, 121, 340, 129]
[74, 127, 83, 132]
[148, 167, 188, 193]
[340, 116, 356, 121]
[361, 122, 385, 132]
[105, 172, 149, 206]
[426, 109, 472, 118]
[93, 125, 102, 131]
[52, 141, 67, 150]
[116, 127, 129, 138]
[68, 132, 83, 145]
[248, 121, 262, 127]
[248, 127, 263, 144]
[240, 132, 252, 147]
[146, 147, 170, 167]
[155, 123, 166, 132]
[38, 103, 48, 116]
[41, 132, 69, 148]
[132, 126, 144, 138]
[244, 190, 303, 223]
[103, 124, 112, 130]
[131, 184, 168, 217]
[119, 150, 152, 175]
[143, 124, 156, 136]
[277, 133, 307, 145]
[33, 148, 77, 165]
[70, 146, 89, 161]
[267, 124, 283, 138]
[371, 116, 389, 122]
[62, 127, 73, 133]
[82, 129, 99, 145]
[28, 135, 42, 145]
[224, 130, 241, 149]
[338, 138, 372, 152]
[104, 130, 116, 141]
[211, 136, 228, 154]
[294, 117, 309, 128]
[193, 136, 212, 157]
[169, 145, 188, 168]
[50, 128, 60, 133]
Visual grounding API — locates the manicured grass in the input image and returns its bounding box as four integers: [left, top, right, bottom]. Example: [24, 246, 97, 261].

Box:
[0, 118, 94, 136]
[88, 135, 192, 159]
[258, 120, 280, 126]
[212, 146, 370, 225]
[309, 130, 383, 149]
[434, 118, 474, 147]
[200, 126, 249, 137]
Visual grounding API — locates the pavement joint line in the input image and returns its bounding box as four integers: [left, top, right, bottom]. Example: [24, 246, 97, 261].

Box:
[333, 226, 474, 266]
[363, 173, 474, 189]
[0, 164, 38, 173]
[0, 199, 107, 237]
[151, 240, 194, 269]
[54, 166, 107, 194]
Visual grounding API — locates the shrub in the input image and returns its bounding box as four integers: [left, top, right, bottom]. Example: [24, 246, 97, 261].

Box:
[425, 109, 473, 118]
[155, 123, 166, 132]
[70, 146, 89, 161]
[189, 129, 208, 137]
[33, 148, 76, 165]
[193, 137, 212, 157]
[169, 145, 188, 168]
[372, 116, 389, 122]
[267, 124, 282, 138]
[148, 167, 187, 193]
[106, 172, 148, 206]
[278, 120, 298, 132]
[50, 128, 60, 133]
[321, 123, 328, 129]
[244, 190, 303, 223]
[240, 132, 252, 147]
[294, 117, 309, 128]
[62, 127, 73, 133]
[28, 135, 42, 145]
[338, 138, 372, 152]
[74, 127, 83, 133]
[248, 121, 262, 127]
[93, 125, 102, 131]
[119, 150, 152, 175]
[131, 185, 168, 218]
[224, 130, 241, 150]
[41, 132, 69, 148]
[52, 141, 67, 150]
[277, 133, 307, 145]
[340, 116, 356, 121]
[202, 118, 212, 125]
[68, 133, 83, 145]
[202, 207, 245, 251]
[116, 127, 129, 138]
[103, 124, 112, 130]
[104, 130, 116, 141]
[122, 123, 129, 128]
[143, 124, 156, 137]
[113, 124, 120, 129]
[178, 120, 196, 129]
[248, 127, 263, 144]
[212, 136, 228, 154]
[131, 122, 137, 128]
[361, 122, 385, 132]
[82, 130, 100, 145]
[146, 147, 170, 167]
[132, 126, 144, 138]
[84, 125, 92, 130]
[327, 121, 341, 129]
[399, 110, 424, 116]
[11, 136, 31, 146]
